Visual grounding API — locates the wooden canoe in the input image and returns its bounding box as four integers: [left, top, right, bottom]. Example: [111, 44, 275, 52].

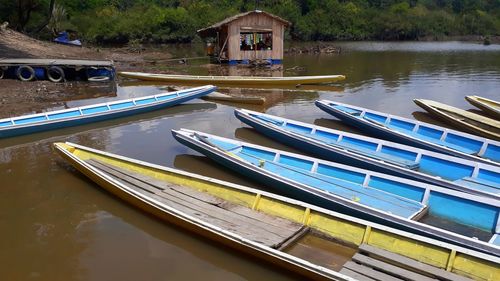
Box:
[414, 99, 500, 140]
[54, 142, 499, 281]
[465, 96, 500, 120]
[234, 109, 500, 199]
[167, 86, 266, 105]
[172, 129, 500, 258]
[315, 100, 500, 166]
[0, 85, 216, 138]
[202, 91, 266, 105]
[118, 71, 346, 86]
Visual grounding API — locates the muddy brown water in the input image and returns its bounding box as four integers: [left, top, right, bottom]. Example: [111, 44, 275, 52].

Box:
[1, 42, 500, 280]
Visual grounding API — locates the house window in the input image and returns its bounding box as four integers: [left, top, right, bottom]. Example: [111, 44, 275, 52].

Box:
[240, 32, 272, 51]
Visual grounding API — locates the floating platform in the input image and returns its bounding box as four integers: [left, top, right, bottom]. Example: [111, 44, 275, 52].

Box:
[0, 58, 115, 82]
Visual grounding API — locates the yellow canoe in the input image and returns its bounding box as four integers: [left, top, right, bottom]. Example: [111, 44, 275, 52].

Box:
[54, 142, 499, 281]
[119, 71, 346, 86]
[414, 99, 500, 140]
[466, 96, 500, 120]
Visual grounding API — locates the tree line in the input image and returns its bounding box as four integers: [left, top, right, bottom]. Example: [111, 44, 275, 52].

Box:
[1, 0, 499, 44]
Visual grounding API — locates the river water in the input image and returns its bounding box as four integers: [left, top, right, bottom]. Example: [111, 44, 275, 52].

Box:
[1, 42, 499, 280]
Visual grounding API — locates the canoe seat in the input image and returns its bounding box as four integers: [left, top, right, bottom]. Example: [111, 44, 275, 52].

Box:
[454, 177, 500, 195]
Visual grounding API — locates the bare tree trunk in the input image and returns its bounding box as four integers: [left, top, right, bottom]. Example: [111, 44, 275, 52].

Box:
[31, 0, 55, 34]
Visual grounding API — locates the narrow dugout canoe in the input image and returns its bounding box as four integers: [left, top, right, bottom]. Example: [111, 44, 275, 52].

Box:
[172, 129, 500, 258]
[414, 99, 500, 140]
[235, 109, 500, 199]
[315, 100, 500, 166]
[54, 142, 499, 281]
[466, 96, 500, 119]
[0, 85, 216, 138]
[202, 92, 266, 105]
[118, 71, 346, 86]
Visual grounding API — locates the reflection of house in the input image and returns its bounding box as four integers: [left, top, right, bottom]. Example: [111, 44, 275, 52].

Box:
[197, 10, 290, 65]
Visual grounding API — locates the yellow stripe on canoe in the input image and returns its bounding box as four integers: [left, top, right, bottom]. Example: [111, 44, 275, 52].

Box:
[55, 142, 500, 280]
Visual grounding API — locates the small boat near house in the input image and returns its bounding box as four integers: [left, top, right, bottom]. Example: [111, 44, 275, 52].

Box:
[118, 71, 346, 86]
[315, 100, 500, 166]
[465, 95, 500, 119]
[54, 142, 499, 281]
[172, 129, 500, 257]
[0, 85, 216, 138]
[234, 109, 500, 199]
[414, 99, 500, 140]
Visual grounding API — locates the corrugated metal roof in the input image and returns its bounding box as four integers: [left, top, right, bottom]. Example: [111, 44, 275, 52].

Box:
[197, 10, 290, 36]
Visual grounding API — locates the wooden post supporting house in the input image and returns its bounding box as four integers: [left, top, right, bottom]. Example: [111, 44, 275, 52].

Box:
[197, 10, 290, 65]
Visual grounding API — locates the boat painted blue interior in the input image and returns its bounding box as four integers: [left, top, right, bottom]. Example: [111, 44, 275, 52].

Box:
[328, 102, 500, 163]
[0, 91, 187, 128]
[199, 133, 499, 233]
[109, 101, 135, 110]
[0, 121, 12, 127]
[48, 110, 81, 120]
[249, 112, 500, 193]
[15, 115, 48, 124]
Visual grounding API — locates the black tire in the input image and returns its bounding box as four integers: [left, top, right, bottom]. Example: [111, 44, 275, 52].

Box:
[0, 68, 4, 79]
[47, 66, 65, 83]
[16, 65, 35, 81]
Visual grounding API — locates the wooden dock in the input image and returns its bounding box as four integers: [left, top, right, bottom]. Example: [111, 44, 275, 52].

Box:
[0, 58, 114, 82]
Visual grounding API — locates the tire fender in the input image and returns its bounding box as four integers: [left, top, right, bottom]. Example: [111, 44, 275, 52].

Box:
[16, 65, 35, 81]
[47, 66, 65, 83]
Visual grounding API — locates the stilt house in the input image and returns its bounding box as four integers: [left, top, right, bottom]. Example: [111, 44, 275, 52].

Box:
[197, 10, 290, 65]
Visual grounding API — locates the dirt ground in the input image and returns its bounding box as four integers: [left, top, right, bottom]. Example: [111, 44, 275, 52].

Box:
[0, 27, 177, 117]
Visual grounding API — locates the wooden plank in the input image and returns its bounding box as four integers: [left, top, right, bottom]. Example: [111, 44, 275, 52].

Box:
[339, 268, 376, 281]
[352, 253, 437, 281]
[343, 261, 403, 281]
[276, 226, 310, 250]
[0, 58, 113, 66]
[87, 159, 300, 246]
[90, 159, 301, 234]
[358, 244, 472, 281]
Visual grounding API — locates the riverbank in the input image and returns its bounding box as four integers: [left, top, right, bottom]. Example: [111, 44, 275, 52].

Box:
[0, 28, 179, 118]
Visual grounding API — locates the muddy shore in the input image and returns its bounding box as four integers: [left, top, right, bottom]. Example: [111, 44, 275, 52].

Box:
[0, 28, 180, 118]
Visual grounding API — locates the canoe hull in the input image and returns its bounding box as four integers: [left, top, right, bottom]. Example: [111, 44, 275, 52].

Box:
[119, 72, 346, 86]
[315, 100, 500, 166]
[55, 142, 500, 280]
[54, 145, 340, 281]
[414, 99, 500, 140]
[172, 129, 500, 257]
[234, 109, 500, 199]
[0, 86, 215, 138]
[465, 96, 500, 119]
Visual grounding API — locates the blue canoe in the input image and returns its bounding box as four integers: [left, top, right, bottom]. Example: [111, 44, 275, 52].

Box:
[315, 100, 500, 167]
[172, 128, 500, 257]
[0, 85, 216, 138]
[235, 109, 500, 199]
